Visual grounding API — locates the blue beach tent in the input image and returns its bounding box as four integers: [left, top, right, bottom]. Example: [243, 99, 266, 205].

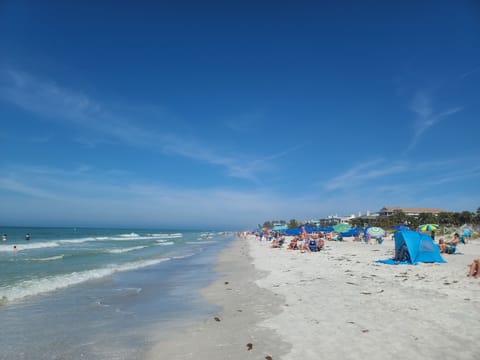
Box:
[378, 230, 445, 265]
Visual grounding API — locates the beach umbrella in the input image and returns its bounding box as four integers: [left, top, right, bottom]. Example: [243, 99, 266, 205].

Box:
[418, 224, 440, 232]
[333, 223, 351, 233]
[365, 227, 385, 237]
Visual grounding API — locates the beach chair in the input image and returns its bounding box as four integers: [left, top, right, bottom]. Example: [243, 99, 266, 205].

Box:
[308, 239, 318, 252]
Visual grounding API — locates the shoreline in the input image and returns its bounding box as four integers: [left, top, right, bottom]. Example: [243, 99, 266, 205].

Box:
[146, 235, 290, 359]
[147, 234, 480, 360]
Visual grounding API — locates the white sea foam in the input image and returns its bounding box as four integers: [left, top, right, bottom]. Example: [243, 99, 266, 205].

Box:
[114, 287, 142, 295]
[58, 237, 96, 244]
[118, 232, 140, 238]
[0, 242, 60, 252]
[155, 241, 174, 246]
[32, 255, 64, 261]
[171, 253, 195, 260]
[150, 233, 183, 239]
[108, 246, 147, 254]
[0, 257, 171, 303]
[99, 235, 161, 241]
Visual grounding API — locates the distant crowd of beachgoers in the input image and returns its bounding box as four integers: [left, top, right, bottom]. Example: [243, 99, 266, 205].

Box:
[237, 227, 480, 278]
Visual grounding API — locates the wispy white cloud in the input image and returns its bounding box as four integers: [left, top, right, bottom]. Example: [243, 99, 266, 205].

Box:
[0, 164, 307, 227]
[323, 159, 407, 191]
[322, 156, 480, 212]
[0, 68, 289, 181]
[1, 161, 478, 228]
[405, 91, 462, 153]
[0, 176, 60, 199]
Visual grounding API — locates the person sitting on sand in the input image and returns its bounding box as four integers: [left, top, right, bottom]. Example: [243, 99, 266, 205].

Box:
[438, 235, 458, 254]
[394, 243, 410, 262]
[316, 238, 325, 251]
[468, 258, 480, 278]
[450, 233, 460, 246]
[270, 236, 284, 248]
[438, 239, 448, 253]
[297, 235, 308, 252]
[288, 237, 298, 250]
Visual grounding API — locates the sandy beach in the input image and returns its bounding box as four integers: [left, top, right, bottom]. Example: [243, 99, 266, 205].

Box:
[148, 234, 480, 359]
[147, 235, 290, 359]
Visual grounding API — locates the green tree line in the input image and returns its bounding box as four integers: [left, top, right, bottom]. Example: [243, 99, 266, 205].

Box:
[262, 207, 480, 230]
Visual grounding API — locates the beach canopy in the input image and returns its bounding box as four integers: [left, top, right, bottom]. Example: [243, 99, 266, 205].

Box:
[333, 223, 351, 233]
[283, 225, 313, 236]
[282, 225, 334, 236]
[392, 225, 410, 231]
[340, 228, 362, 237]
[377, 230, 445, 265]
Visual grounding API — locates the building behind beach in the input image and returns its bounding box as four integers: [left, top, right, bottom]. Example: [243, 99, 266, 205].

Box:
[378, 207, 448, 217]
[318, 207, 448, 226]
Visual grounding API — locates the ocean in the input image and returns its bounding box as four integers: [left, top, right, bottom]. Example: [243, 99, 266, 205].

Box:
[0, 226, 235, 359]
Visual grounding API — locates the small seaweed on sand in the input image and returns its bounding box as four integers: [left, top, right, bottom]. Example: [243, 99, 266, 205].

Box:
[214, 316, 221, 322]
[246, 343, 253, 350]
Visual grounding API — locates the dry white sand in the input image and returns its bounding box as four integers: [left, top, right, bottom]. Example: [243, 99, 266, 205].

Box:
[251, 235, 480, 360]
[147, 235, 480, 360]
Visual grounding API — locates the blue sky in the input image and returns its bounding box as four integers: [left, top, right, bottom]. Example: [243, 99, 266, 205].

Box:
[1, 1, 479, 229]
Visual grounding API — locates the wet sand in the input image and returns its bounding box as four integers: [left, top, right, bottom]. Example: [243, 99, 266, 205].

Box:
[146, 236, 290, 360]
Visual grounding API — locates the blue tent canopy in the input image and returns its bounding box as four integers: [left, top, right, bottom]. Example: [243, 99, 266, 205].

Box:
[340, 229, 361, 237]
[378, 230, 445, 265]
[392, 225, 410, 231]
[282, 225, 335, 236]
[314, 226, 335, 232]
[283, 228, 300, 235]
